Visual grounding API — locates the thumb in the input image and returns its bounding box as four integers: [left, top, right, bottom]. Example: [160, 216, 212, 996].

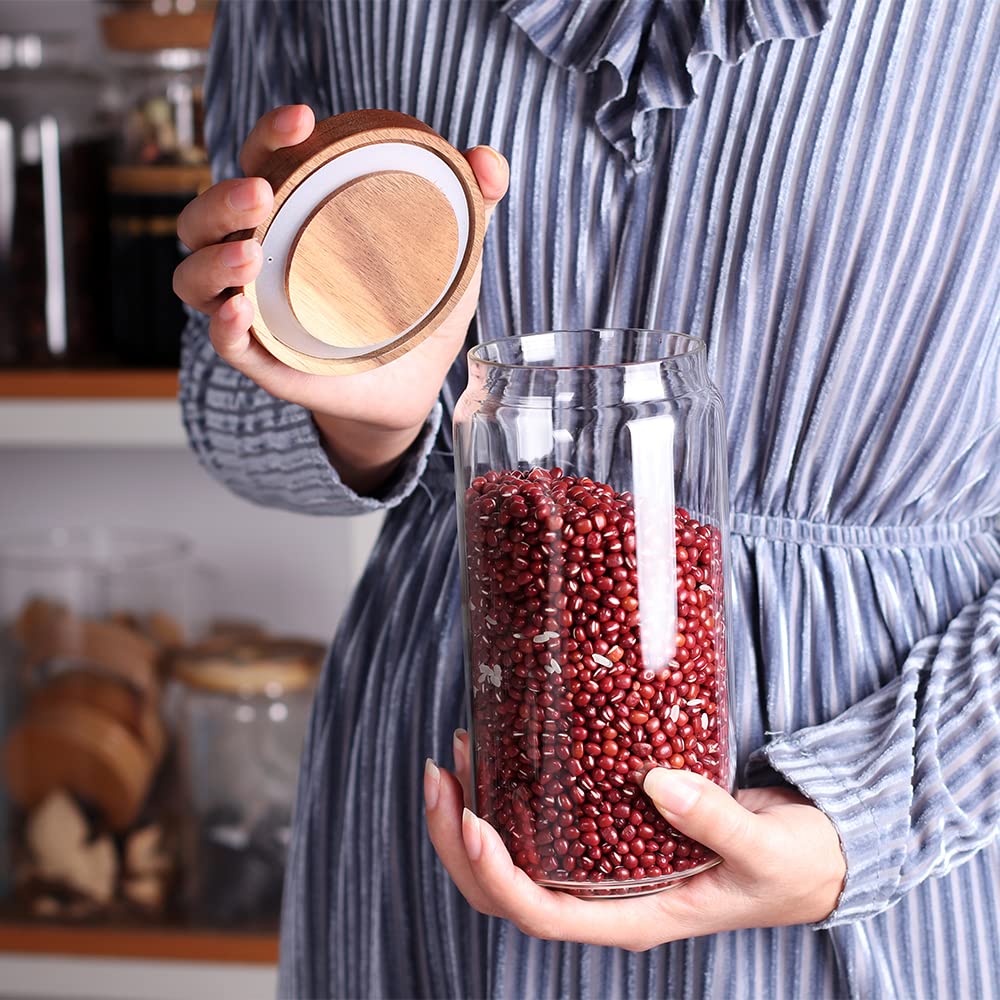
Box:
[464, 145, 509, 227]
[643, 768, 760, 867]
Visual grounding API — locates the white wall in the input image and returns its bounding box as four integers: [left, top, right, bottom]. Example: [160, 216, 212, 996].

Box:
[0, 447, 382, 640]
[0, 1, 102, 48]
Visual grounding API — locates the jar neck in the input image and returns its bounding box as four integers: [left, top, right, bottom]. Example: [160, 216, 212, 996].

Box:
[466, 331, 711, 408]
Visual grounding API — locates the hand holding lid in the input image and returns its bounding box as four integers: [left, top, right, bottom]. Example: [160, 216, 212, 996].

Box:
[173, 105, 506, 492]
[241, 110, 487, 375]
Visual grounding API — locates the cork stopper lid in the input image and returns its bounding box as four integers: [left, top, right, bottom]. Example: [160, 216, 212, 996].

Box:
[242, 109, 486, 375]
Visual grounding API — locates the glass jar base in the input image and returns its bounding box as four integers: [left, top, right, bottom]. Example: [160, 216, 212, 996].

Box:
[533, 853, 722, 899]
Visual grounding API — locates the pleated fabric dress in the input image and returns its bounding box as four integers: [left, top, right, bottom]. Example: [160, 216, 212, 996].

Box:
[180, 1, 1000, 997]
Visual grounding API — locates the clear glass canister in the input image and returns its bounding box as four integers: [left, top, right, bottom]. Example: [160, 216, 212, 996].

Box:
[453, 330, 735, 897]
[165, 637, 322, 927]
[0, 529, 200, 919]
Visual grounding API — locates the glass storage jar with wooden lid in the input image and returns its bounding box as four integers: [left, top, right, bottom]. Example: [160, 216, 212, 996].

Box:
[101, 2, 213, 366]
[165, 635, 323, 927]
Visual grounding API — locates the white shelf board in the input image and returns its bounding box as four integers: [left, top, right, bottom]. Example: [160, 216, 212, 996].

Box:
[0, 400, 186, 448]
[0, 954, 277, 1000]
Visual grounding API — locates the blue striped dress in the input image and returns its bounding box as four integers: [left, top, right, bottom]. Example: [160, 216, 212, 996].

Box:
[180, 1, 1000, 997]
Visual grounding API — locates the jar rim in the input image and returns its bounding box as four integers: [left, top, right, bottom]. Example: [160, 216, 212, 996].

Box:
[468, 329, 706, 371]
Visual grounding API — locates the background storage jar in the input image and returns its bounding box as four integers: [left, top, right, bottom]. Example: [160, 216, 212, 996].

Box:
[0, 528, 200, 918]
[165, 637, 322, 927]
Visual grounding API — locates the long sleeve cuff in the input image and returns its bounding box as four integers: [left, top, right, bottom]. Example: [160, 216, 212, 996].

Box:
[747, 695, 904, 928]
[180, 309, 443, 516]
[302, 402, 444, 514]
[746, 576, 1000, 929]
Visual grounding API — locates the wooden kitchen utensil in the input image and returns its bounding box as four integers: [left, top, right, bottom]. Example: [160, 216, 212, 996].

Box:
[240, 109, 486, 375]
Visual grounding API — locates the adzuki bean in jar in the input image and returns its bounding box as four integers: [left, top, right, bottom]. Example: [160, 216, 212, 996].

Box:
[454, 331, 735, 897]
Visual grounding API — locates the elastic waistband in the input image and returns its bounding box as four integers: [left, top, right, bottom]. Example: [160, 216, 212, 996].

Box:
[424, 453, 998, 550]
[726, 513, 998, 549]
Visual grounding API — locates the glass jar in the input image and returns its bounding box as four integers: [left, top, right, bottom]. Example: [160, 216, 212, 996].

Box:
[0, 529, 201, 920]
[102, 8, 211, 367]
[453, 330, 734, 897]
[104, 48, 207, 168]
[165, 637, 322, 927]
[108, 163, 209, 367]
[0, 34, 113, 366]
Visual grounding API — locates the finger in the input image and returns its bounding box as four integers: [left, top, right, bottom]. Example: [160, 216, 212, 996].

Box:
[643, 769, 761, 868]
[461, 812, 673, 950]
[239, 104, 316, 177]
[177, 178, 273, 252]
[463, 145, 509, 227]
[453, 728, 473, 806]
[173, 240, 263, 313]
[424, 760, 500, 916]
[208, 293, 303, 388]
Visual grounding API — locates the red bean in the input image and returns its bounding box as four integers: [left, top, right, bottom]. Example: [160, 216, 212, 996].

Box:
[464, 467, 729, 895]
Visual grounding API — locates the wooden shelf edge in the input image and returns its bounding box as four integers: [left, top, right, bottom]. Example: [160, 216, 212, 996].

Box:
[0, 923, 278, 964]
[0, 371, 179, 400]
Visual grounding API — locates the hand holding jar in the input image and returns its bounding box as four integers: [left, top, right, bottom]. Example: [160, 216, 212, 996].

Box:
[431, 330, 847, 946]
[426, 739, 846, 949]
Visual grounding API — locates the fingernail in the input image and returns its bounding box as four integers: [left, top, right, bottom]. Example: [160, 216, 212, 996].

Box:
[221, 241, 257, 268]
[228, 180, 261, 212]
[274, 106, 302, 132]
[453, 728, 468, 763]
[424, 758, 441, 810]
[220, 294, 245, 321]
[462, 808, 482, 861]
[644, 768, 702, 815]
[472, 144, 506, 172]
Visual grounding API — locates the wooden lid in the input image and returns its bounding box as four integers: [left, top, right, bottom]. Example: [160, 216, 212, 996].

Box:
[169, 637, 324, 695]
[101, 10, 214, 52]
[241, 109, 485, 375]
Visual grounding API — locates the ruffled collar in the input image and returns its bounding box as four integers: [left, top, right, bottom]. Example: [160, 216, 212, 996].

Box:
[501, 0, 832, 164]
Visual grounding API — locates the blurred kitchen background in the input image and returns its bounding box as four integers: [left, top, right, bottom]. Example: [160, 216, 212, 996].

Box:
[0, 2, 382, 996]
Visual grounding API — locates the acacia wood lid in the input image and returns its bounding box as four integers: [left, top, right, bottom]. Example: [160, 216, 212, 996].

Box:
[240, 109, 486, 375]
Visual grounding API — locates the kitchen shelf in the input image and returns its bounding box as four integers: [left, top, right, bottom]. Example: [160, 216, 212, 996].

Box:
[0, 370, 178, 399]
[0, 922, 278, 964]
[0, 370, 186, 448]
[0, 400, 185, 448]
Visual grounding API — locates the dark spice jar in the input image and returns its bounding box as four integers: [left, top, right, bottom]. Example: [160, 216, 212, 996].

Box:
[0, 35, 113, 366]
[108, 165, 209, 366]
[453, 330, 735, 897]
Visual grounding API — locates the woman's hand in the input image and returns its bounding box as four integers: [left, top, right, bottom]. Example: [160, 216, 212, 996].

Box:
[424, 731, 846, 951]
[174, 105, 509, 493]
